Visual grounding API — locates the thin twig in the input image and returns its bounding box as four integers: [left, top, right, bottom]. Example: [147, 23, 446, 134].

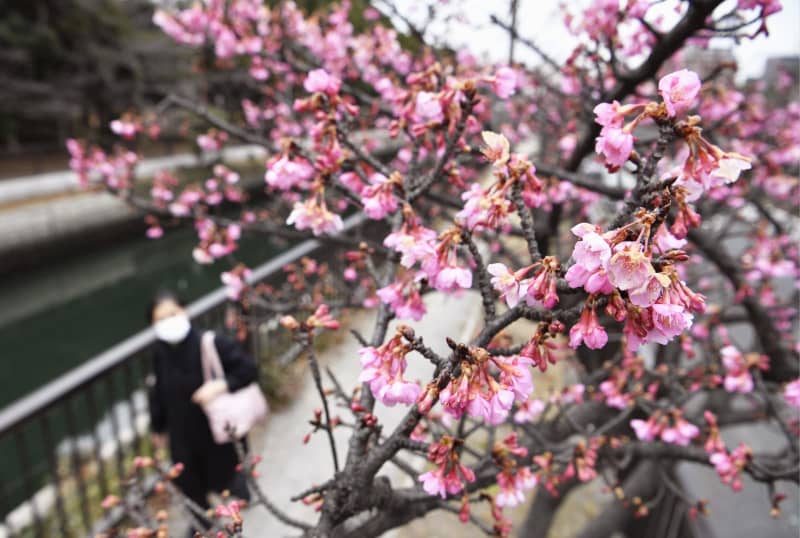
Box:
[306, 345, 341, 473]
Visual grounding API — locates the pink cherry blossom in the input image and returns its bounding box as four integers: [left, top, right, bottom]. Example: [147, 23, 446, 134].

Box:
[343, 267, 358, 281]
[429, 263, 473, 293]
[152, 9, 205, 47]
[110, 119, 139, 140]
[600, 377, 631, 409]
[631, 418, 661, 442]
[359, 334, 419, 407]
[418, 468, 456, 498]
[628, 273, 668, 307]
[361, 173, 399, 219]
[213, 27, 237, 59]
[569, 306, 608, 350]
[607, 241, 654, 291]
[784, 379, 800, 408]
[738, 0, 782, 16]
[710, 443, 751, 492]
[562, 384, 586, 405]
[197, 130, 228, 151]
[192, 247, 213, 264]
[414, 91, 443, 123]
[524, 258, 561, 309]
[383, 225, 437, 268]
[481, 131, 511, 167]
[487, 263, 528, 308]
[653, 223, 687, 252]
[514, 398, 546, 424]
[376, 278, 426, 321]
[660, 415, 699, 446]
[593, 101, 625, 129]
[419, 465, 472, 499]
[421, 229, 475, 294]
[146, 226, 164, 239]
[265, 156, 315, 190]
[710, 156, 752, 185]
[492, 66, 517, 99]
[221, 267, 252, 300]
[496, 355, 535, 402]
[649, 303, 693, 344]
[214, 500, 242, 521]
[468, 389, 515, 425]
[495, 467, 537, 508]
[595, 127, 634, 169]
[565, 264, 614, 295]
[375, 379, 422, 407]
[456, 183, 512, 231]
[571, 226, 612, 270]
[338, 171, 366, 194]
[418, 437, 476, 498]
[721, 346, 754, 393]
[658, 69, 701, 118]
[303, 68, 342, 95]
[565, 225, 615, 294]
[286, 198, 344, 236]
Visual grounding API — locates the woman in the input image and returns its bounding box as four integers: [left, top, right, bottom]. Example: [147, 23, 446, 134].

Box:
[147, 291, 257, 525]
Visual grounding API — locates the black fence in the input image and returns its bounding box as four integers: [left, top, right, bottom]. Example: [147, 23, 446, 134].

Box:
[0, 214, 365, 537]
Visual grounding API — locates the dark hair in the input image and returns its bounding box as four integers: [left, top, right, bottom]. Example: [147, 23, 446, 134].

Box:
[147, 290, 184, 323]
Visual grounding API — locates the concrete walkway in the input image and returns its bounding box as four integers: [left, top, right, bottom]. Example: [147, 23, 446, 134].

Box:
[242, 291, 483, 537]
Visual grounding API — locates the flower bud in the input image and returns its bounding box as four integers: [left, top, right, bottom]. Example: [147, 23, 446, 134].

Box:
[399, 325, 415, 341]
[101, 495, 120, 510]
[280, 315, 300, 331]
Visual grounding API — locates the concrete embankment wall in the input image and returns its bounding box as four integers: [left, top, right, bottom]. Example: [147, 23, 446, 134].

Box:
[0, 191, 142, 274]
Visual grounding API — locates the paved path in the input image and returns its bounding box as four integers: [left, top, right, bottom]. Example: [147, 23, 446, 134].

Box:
[242, 291, 483, 537]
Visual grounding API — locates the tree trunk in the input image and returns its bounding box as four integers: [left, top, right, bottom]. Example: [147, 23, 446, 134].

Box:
[517, 479, 578, 538]
[575, 462, 658, 538]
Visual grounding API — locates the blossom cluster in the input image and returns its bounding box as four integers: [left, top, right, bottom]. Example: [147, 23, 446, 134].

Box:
[358, 329, 421, 407]
[433, 346, 534, 425]
[418, 436, 476, 499]
[564, 218, 705, 352]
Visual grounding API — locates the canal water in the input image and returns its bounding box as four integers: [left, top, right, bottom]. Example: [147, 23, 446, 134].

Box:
[0, 224, 281, 408]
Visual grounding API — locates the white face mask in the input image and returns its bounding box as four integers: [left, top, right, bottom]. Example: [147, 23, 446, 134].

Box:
[153, 314, 191, 344]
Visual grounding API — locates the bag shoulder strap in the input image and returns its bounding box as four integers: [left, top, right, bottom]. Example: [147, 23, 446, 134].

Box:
[200, 331, 226, 381]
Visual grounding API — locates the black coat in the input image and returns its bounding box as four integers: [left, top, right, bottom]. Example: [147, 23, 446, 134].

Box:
[149, 327, 258, 505]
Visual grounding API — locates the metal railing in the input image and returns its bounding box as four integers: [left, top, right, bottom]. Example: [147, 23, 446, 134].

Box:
[0, 214, 365, 537]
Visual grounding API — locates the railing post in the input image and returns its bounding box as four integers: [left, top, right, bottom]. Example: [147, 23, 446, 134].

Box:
[14, 427, 44, 537]
[122, 359, 143, 455]
[103, 375, 127, 485]
[63, 397, 92, 533]
[40, 413, 70, 537]
[84, 385, 109, 501]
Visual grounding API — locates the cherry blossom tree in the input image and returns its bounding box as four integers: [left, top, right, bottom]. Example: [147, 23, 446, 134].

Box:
[68, 1, 798, 537]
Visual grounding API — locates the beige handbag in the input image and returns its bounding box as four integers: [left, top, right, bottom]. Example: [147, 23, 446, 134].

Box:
[200, 331, 268, 444]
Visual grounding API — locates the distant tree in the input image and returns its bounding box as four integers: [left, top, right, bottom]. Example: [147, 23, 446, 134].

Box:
[0, 0, 187, 149]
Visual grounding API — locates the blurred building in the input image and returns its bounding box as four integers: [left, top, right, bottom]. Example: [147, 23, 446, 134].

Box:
[764, 56, 800, 85]
[681, 46, 738, 84]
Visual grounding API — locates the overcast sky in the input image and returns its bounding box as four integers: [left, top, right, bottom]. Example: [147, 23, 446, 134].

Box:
[389, 0, 799, 82]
